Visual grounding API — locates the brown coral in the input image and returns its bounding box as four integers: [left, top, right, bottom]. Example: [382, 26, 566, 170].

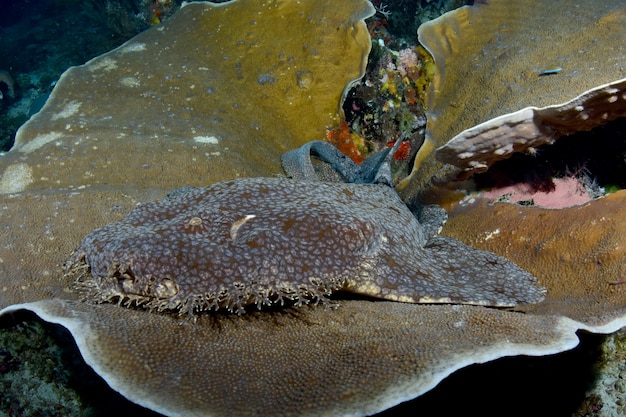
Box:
[401, 0, 626, 196]
[441, 190, 626, 327]
[0, 0, 374, 195]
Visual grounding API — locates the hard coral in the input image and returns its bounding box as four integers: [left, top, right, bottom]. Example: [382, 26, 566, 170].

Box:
[1, 0, 374, 195]
[406, 0, 626, 199]
[2, 0, 626, 416]
[442, 189, 626, 325]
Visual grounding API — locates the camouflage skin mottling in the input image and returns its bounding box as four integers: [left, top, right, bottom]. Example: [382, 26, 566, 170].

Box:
[68, 177, 545, 314]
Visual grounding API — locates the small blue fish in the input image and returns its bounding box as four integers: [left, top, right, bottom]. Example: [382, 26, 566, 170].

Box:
[539, 66, 563, 76]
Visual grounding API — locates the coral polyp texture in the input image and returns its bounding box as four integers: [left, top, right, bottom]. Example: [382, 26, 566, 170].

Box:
[67, 177, 545, 314]
[0, 0, 374, 194]
[442, 190, 626, 326]
[403, 0, 626, 195]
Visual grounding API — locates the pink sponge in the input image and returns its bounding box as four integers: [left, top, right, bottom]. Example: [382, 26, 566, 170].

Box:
[482, 177, 593, 209]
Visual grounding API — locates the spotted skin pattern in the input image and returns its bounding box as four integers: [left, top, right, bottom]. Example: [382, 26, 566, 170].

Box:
[68, 177, 545, 314]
